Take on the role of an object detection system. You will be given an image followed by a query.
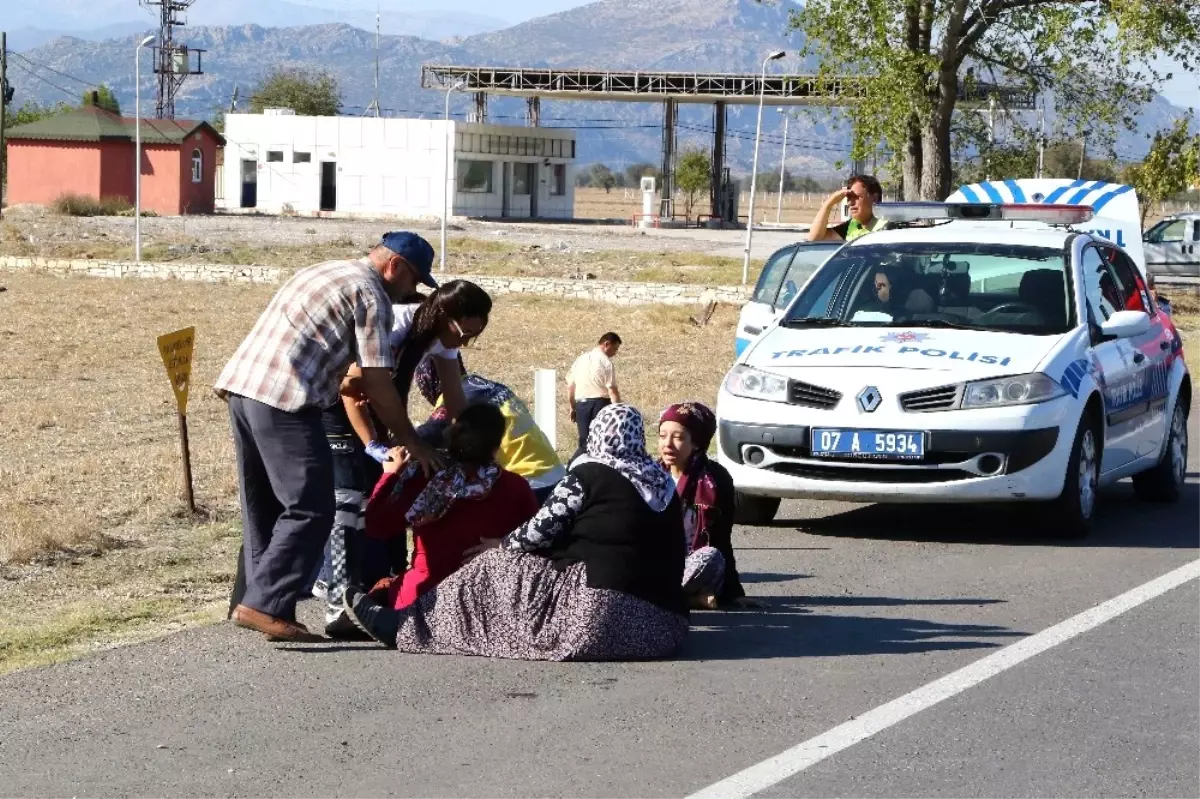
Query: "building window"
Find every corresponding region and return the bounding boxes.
[266,151,284,162]
[191,149,203,183]
[294,151,312,163]
[457,159,493,193]
[513,162,534,196]
[550,164,566,196]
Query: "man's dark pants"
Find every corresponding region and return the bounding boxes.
[574,397,611,453]
[226,394,334,622]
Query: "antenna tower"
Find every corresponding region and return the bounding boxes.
[141,0,206,119]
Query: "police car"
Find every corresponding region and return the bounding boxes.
[717,179,1191,536]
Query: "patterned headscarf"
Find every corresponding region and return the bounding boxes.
[415,356,515,423]
[572,404,675,512]
[391,459,501,528]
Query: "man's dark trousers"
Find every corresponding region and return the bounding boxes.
[227,394,335,622]
[574,397,611,452]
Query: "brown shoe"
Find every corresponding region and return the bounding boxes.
[232,604,325,642]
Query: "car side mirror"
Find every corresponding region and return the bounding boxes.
[1099,310,1151,340]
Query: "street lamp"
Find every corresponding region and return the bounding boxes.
[776,108,789,224]
[742,50,786,285]
[134,34,155,264]
[441,79,467,274]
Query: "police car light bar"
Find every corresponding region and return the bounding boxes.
[874,202,1095,225]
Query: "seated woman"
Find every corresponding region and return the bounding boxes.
[658,402,761,611]
[414,356,567,503]
[365,403,539,609]
[344,404,689,662]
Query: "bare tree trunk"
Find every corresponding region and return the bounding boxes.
[920,67,958,200]
[903,115,923,200]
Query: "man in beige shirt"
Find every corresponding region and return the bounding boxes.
[567,332,622,451]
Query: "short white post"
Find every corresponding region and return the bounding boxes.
[533,368,557,450]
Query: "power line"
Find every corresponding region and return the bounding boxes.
[10,52,94,89]
[9,59,79,99]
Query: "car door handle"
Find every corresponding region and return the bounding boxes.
[744,326,763,335]
[1133,352,1146,364]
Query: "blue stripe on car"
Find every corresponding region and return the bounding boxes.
[1002,180,1026,202]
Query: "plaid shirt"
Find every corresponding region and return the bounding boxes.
[215,258,395,412]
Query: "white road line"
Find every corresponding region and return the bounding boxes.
[687,559,1200,799]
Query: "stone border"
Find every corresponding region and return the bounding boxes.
[0,256,752,307]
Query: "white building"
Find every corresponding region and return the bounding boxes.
[218,110,578,219]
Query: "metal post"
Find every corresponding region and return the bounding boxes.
[710,101,726,223]
[743,51,785,285]
[659,98,676,220]
[985,95,996,181]
[526,97,541,127]
[1036,106,1045,179]
[1077,135,1087,180]
[1,31,7,222]
[136,36,156,265]
[776,110,788,224]
[178,409,196,513]
[441,80,465,273]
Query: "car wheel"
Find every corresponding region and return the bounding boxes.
[1046,416,1100,538]
[1132,398,1188,503]
[733,492,781,526]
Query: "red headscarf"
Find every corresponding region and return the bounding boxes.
[659,402,719,551]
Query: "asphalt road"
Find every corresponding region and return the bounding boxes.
[2,416,1197,798]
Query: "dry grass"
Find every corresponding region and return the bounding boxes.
[0,231,763,286]
[0,269,739,673]
[573,186,828,224]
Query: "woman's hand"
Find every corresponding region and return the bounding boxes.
[339,373,369,406]
[462,537,502,565]
[381,446,410,474]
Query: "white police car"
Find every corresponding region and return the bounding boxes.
[717,180,1191,536]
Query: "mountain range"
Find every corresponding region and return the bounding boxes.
[6,0,1196,175]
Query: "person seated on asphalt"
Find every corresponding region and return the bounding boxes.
[658,402,763,611]
[413,355,567,504]
[364,403,540,610]
[343,404,690,662]
[808,174,888,242]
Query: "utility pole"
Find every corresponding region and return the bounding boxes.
[1036,104,1045,179]
[365,3,381,117]
[1077,134,1087,180]
[1,31,7,222]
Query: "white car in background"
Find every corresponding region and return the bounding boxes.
[717,184,1191,536]
[1143,212,1200,275]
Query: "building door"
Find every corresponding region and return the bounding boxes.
[320,162,337,212]
[529,164,539,219]
[501,163,510,219]
[240,159,257,209]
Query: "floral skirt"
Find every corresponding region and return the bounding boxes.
[393,548,688,662]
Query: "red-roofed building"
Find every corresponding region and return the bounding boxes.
[5,105,225,215]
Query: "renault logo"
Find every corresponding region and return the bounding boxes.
[857,386,882,413]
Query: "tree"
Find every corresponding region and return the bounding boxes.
[1124,114,1200,226]
[625,162,659,186]
[675,148,712,219]
[955,139,1120,185]
[786,0,1200,200]
[588,163,617,193]
[81,84,120,115]
[249,67,341,116]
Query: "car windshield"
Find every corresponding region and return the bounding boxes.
[782,241,1074,335]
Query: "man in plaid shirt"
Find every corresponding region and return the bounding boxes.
[216,231,442,642]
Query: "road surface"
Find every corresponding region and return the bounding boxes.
[1,417,1197,798]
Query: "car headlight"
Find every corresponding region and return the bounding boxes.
[961,373,1066,408]
[724,364,790,403]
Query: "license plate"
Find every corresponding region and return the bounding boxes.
[810,428,926,460]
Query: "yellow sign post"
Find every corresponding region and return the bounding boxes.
[157,327,196,513]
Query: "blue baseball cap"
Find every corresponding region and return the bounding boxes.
[380,231,437,288]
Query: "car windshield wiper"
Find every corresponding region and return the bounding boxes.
[780,317,849,328]
[888,319,989,331]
